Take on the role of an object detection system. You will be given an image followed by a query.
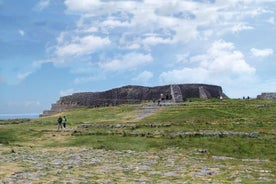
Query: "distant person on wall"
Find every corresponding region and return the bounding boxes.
[219,95,223,102]
[63,116,67,129]
[57,116,63,131]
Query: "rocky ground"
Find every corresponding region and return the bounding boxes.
[1,100,275,183]
[0,145,274,183]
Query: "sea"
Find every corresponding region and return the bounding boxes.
[0,113,40,120]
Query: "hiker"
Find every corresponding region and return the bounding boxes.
[57,116,63,130]
[160,93,164,101]
[63,116,67,129]
[157,99,161,106]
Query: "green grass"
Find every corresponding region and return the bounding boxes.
[55,104,140,124]
[49,134,274,160]
[0,99,275,160]
[140,99,276,132]
[1,99,275,183]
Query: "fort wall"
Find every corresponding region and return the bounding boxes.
[257,93,276,100]
[40,84,224,117]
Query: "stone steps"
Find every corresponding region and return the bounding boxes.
[170,85,183,103]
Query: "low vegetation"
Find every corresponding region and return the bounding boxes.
[0,99,275,183]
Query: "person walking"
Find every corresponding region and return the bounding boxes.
[63,116,67,129]
[57,116,63,131]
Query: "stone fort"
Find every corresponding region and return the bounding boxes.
[40,84,224,116]
[257,92,276,100]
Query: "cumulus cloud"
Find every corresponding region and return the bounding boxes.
[132,71,154,83]
[160,67,209,84]
[266,17,275,24]
[99,53,153,71]
[160,40,256,85]
[34,0,50,11]
[59,88,76,96]
[56,35,111,57]
[64,0,103,12]
[51,1,276,54]
[142,35,174,46]
[231,23,254,33]
[57,0,273,60]
[48,0,274,89]
[250,48,274,57]
[61,0,269,52]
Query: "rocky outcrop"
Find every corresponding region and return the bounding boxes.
[40,84,224,117]
[257,93,276,100]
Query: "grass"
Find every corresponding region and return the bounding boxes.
[0,99,276,161]
[1,99,275,158]
[0,99,275,183]
[139,99,276,133]
[43,104,140,124]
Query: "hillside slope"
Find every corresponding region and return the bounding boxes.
[0,99,275,183]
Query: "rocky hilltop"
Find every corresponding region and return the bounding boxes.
[41,84,224,116]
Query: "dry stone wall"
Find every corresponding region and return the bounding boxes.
[257,93,276,100]
[40,84,223,116]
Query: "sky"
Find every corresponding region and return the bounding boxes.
[1,0,276,114]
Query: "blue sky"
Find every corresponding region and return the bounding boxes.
[1,0,276,114]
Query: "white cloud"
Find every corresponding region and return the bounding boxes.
[190,40,256,75]
[126,43,141,50]
[56,35,110,57]
[102,19,131,27]
[32,59,52,69]
[17,71,31,80]
[266,17,275,24]
[60,0,271,56]
[99,53,153,71]
[176,53,190,63]
[18,29,25,36]
[59,88,76,96]
[35,0,50,11]
[231,23,254,33]
[64,0,103,12]
[250,48,274,57]
[160,40,256,85]
[142,36,174,46]
[132,71,153,83]
[160,67,209,84]
[81,27,98,33]
[47,0,275,92]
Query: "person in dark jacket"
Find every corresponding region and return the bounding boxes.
[57,116,63,131]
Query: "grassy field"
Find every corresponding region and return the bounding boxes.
[0,99,275,183]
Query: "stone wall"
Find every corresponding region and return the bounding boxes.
[257,93,276,100]
[40,84,224,117]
